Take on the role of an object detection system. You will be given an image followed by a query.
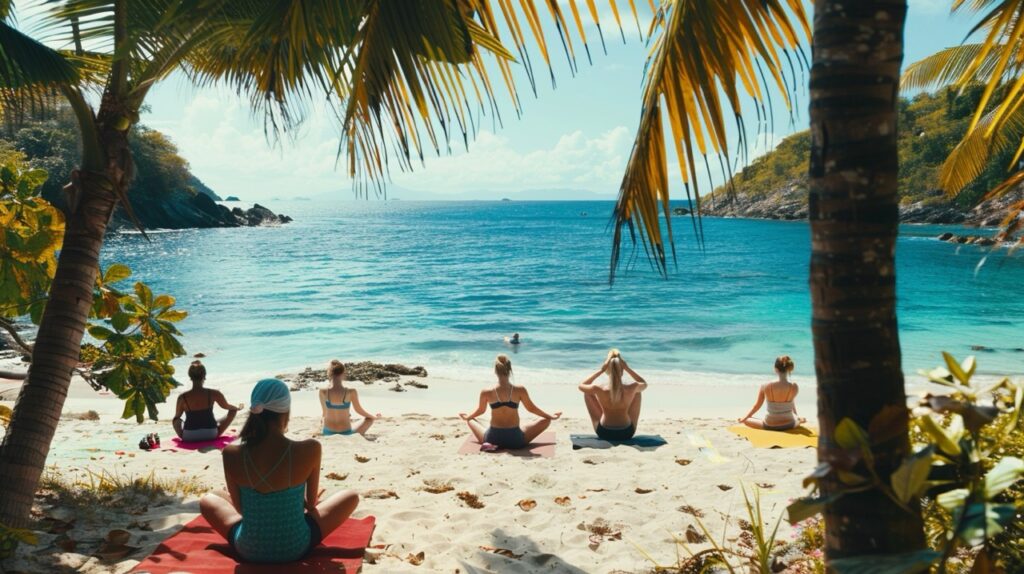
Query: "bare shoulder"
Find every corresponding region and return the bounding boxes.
[295,438,322,457]
[222,444,241,461]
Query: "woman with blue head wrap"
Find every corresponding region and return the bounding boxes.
[199,379,361,563]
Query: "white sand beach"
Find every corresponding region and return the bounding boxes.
[1,363,822,574]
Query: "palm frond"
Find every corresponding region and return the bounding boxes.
[610,0,809,279]
[0,20,80,126]
[901,44,1008,90]
[939,105,1024,194]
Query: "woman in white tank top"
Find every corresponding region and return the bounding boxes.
[738,355,806,431]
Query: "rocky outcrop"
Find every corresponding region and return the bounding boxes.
[225,196,240,202]
[111,191,291,231]
[277,361,428,391]
[703,176,1022,227]
[936,232,1007,247]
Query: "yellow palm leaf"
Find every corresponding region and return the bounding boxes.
[610,0,808,278]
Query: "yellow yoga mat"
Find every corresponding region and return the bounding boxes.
[728,424,818,449]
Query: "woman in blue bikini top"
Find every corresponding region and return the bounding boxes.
[319,360,381,437]
[199,378,360,564]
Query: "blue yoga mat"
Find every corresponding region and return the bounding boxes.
[570,434,668,450]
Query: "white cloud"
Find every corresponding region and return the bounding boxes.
[391,126,631,195]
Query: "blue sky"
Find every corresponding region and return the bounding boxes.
[139,1,979,202]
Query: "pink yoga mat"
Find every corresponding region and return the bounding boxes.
[457,431,557,457]
[132,515,376,573]
[168,433,237,451]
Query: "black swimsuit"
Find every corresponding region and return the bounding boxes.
[484,387,526,448]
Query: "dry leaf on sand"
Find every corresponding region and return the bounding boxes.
[717,484,733,491]
[516,499,537,511]
[634,487,653,494]
[554,496,571,506]
[407,551,425,565]
[685,524,708,543]
[480,546,524,559]
[326,472,348,481]
[421,479,454,494]
[93,529,139,560]
[355,455,370,463]
[363,489,399,499]
[675,458,692,466]
[457,491,484,509]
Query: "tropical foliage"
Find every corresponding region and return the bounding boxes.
[0,162,187,422]
[787,353,1024,573]
[901,0,1024,230]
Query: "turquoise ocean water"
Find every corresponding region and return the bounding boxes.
[101,200,1024,384]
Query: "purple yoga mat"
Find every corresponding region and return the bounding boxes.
[168,433,237,451]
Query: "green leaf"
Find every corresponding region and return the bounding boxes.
[134,282,153,307]
[121,391,138,419]
[103,264,131,284]
[937,488,970,511]
[830,550,940,574]
[87,325,114,340]
[152,294,175,308]
[961,355,976,380]
[157,309,187,322]
[110,311,132,333]
[918,366,956,387]
[919,415,962,456]
[891,446,935,504]
[835,418,870,450]
[786,495,836,524]
[943,352,970,386]
[983,457,1024,500]
[956,503,1017,546]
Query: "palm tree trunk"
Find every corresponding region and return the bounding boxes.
[809,0,923,561]
[0,102,129,526]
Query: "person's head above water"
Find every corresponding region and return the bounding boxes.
[511,333,520,343]
[241,378,291,446]
[494,354,513,378]
[329,359,345,381]
[774,355,795,375]
[188,360,206,386]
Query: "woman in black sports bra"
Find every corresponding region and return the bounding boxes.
[459,355,561,449]
[173,360,243,442]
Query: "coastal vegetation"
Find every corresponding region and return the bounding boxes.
[706,87,1023,221]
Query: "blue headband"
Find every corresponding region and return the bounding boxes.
[250,378,291,414]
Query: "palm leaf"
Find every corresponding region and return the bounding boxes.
[0,19,81,125]
[901,44,1008,91]
[610,0,808,279]
[938,105,1024,194]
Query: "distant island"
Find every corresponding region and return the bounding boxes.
[225,196,240,202]
[501,198,511,202]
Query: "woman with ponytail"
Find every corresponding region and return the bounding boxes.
[200,379,360,563]
[459,354,561,450]
[578,349,648,441]
[738,355,806,431]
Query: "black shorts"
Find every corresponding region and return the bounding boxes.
[596,424,636,441]
[484,426,527,449]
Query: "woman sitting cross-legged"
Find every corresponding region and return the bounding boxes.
[459,354,561,450]
[200,378,360,563]
[320,359,380,437]
[172,360,242,442]
[578,349,647,441]
[738,355,807,431]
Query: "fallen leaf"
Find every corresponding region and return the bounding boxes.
[554,496,571,506]
[677,505,705,518]
[429,434,445,441]
[407,551,425,566]
[717,484,733,491]
[363,489,399,500]
[479,545,523,559]
[93,530,138,560]
[517,499,537,511]
[586,488,607,493]
[634,488,653,494]
[756,482,775,489]
[421,479,454,494]
[685,525,707,543]
[326,472,348,481]
[355,455,370,463]
[582,458,599,465]
[457,491,484,509]
[675,458,692,466]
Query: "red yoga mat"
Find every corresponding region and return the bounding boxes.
[131,515,376,573]
[457,431,556,457]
